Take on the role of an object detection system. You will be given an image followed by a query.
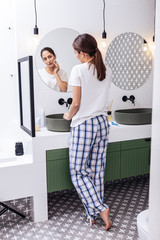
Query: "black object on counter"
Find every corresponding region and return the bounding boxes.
[15,142,24,156]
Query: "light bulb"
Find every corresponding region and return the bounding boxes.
[143,45,147,52]
[143,39,148,52]
[152,43,155,50]
[101,40,107,49]
[33,34,40,46]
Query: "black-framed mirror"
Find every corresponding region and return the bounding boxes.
[18,56,35,137]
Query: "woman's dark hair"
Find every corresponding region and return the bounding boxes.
[40,47,55,58]
[72,33,106,81]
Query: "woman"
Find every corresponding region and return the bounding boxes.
[38,47,68,92]
[63,34,112,230]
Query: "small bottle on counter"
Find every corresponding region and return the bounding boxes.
[40,108,45,128]
[107,111,112,122]
[35,117,40,132]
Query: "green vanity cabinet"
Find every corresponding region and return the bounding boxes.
[46,138,151,193]
[46,148,73,192]
[104,142,121,181]
[120,139,151,179]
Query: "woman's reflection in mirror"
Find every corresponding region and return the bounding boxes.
[38,47,68,92]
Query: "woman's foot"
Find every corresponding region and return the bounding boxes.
[88,218,95,226]
[99,208,112,230]
[105,218,112,231]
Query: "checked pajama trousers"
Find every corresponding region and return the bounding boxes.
[69,115,109,220]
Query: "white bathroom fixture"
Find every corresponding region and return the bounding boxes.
[137,209,149,240]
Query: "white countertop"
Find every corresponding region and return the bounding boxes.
[0,140,33,168]
[0,154,33,168]
[0,123,151,166]
[35,123,152,149]
[107,123,151,142]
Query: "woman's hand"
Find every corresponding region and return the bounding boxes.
[63,86,81,120]
[63,112,71,121]
[53,61,60,74]
[53,62,68,92]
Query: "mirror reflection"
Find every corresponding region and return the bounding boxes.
[39,47,68,92]
[105,32,152,90]
[35,28,80,92]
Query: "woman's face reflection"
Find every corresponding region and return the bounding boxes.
[41,50,56,68]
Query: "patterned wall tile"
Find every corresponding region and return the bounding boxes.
[105,32,152,90]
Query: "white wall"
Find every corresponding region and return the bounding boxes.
[0,1,16,138]
[149,0,160,239]
[0,1,30,155]
[13,0,154,123]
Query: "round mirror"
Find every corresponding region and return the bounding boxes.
[105,32,152,90]
[35,28,80,92]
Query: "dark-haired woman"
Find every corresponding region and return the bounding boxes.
[38,47,68,92]
[63,34,112,230]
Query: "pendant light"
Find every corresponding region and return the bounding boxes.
[34,0,39,35]
[102,0,107,39]
[143,39,148,52]
[101,0,107,48]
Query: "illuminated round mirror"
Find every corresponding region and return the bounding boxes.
[35,28,80,92]
[105,32,153,90]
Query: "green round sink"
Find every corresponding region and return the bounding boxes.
[46,114,71,132]
[115,108,152,125]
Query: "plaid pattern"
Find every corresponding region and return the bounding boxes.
[69,115,109,220]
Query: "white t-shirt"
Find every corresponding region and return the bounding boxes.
[38,68,67,91]
[69,63,112,127]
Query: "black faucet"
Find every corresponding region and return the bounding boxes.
[122,95,135,105]
[58,98,72,109]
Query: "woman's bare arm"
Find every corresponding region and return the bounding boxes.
[63,86,81,120]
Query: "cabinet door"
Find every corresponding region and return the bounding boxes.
[105,151,121,181]
[105,142,121,181]
[46,149,74,192]
[121,145,150,179]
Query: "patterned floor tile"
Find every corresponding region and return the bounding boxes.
[0,174,149,240]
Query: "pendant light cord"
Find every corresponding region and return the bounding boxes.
[153,0,156,40]
[34,0,38,27]
[34,0,38,34]
[102,0,106,38]
[103,0,106,32]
